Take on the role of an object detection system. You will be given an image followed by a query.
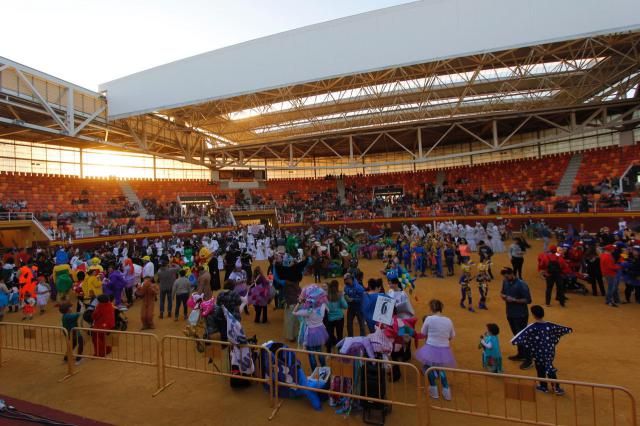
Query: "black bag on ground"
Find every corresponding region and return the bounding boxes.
[361,359,391,425]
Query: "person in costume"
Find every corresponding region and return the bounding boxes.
[22,291,36,320]
[479,323,502,373]
[35,274,51,314]
[88,257,104,273]
[476,261,491,310]
[53,259,73,302]
[18,262,36,304]
[91,294,115,357]
[136,276,159,330]
[293,284,329,371]
[229,258,248,313]
[416,299,456,401]
[511,305,572,395]
[105,264,127,308]
[413,242,426,277]
[401,241,412,272]
[83,268,103,301]
[248,266,270,324]
[459,263,474,312]
[361,278,386,333]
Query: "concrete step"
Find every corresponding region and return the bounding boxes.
[555,153,583,197]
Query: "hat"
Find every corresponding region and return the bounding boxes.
[501,267,515,275]
[340,250,349,257]
[343,273,352,280]
[604,244,616,251]
[319,246,327,252]
[142,255,151,261]
[548,245,557,252]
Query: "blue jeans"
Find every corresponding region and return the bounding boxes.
[427,369,449,389]
[306,345,326,371]
[605,275,620,304]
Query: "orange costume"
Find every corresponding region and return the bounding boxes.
[136,280,159,329]
[18,265,35,302]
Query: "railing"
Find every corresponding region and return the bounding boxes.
[71,327,165,395]
[0,322,74,381]
[424,367,637,426]
[0,212,35,221]
[158,335,272,402]
[269,347,423,425]
[0,211,53,240]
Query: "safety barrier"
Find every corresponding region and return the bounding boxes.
[70,327,165,395]
[269,347,423,425]
[424,367,638,426]
[0,322,74,381]
[157,335,272,402]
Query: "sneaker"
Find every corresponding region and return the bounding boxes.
[428,386,439,399]
[75,358,84,366]
[554,387,565,396]
[442,387,452,401]
[535,385,549,394]
[519,360,534,370]
[508,355,524,361]
[159,313,164,319]
[459,303,466,309]
[174,317,179,322]
[468,307,475,313]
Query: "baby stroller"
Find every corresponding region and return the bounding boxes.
[82,301,128,330]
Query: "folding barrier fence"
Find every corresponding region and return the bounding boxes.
[70,327,164,395]
[157,335,272,402]
[424,367,637,426]
[268,347,423,425]
[0,322,74,381]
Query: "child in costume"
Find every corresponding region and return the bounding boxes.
[22,292,36,320]
[35,274,51,314]
[293,284,329,371]
[459,263,474,312]
[476,261,491,310]
[479,323,502,373]
[511,305,572,396]
[402,241,412,272]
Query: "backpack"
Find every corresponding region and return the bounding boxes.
[547,257,562,276]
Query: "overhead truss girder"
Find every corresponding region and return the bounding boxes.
[207,99,640,171]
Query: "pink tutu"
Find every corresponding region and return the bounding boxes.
[305,325,329,348]
[415,344,456,368]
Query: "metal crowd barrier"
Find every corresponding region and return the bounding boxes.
[269,347,423,425]
[157,335,272,402]
[71,327,164,395]
[0,322,75,381]
[424,367,637,426]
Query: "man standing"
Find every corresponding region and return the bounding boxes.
[600,244,621,307]
[157,260,180,319]
[538,245,569,307]
[500,267,533,370]
[142,256,154,282]
[343,273,365,337]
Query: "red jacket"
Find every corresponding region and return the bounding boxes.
[538,252,571,276]
[599,252,620,277]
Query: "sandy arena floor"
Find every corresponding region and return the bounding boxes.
[1,240,639,425]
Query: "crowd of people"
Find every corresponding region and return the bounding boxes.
[1,218,638,413]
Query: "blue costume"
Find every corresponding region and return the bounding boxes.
[413,245,426,276]
[402,243,411,272]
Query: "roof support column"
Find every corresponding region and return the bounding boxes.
[349,135,354,163]
[66,87,74,135]
[417,128,423,159]
[492,120,499,148]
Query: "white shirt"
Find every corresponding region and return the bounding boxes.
[421,314,455,348]
[142,262,155,279]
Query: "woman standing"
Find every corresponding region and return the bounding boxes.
[248,266,270,323]
[509,237,528,280]
[416,299,456,401]
[325,280,347,353]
